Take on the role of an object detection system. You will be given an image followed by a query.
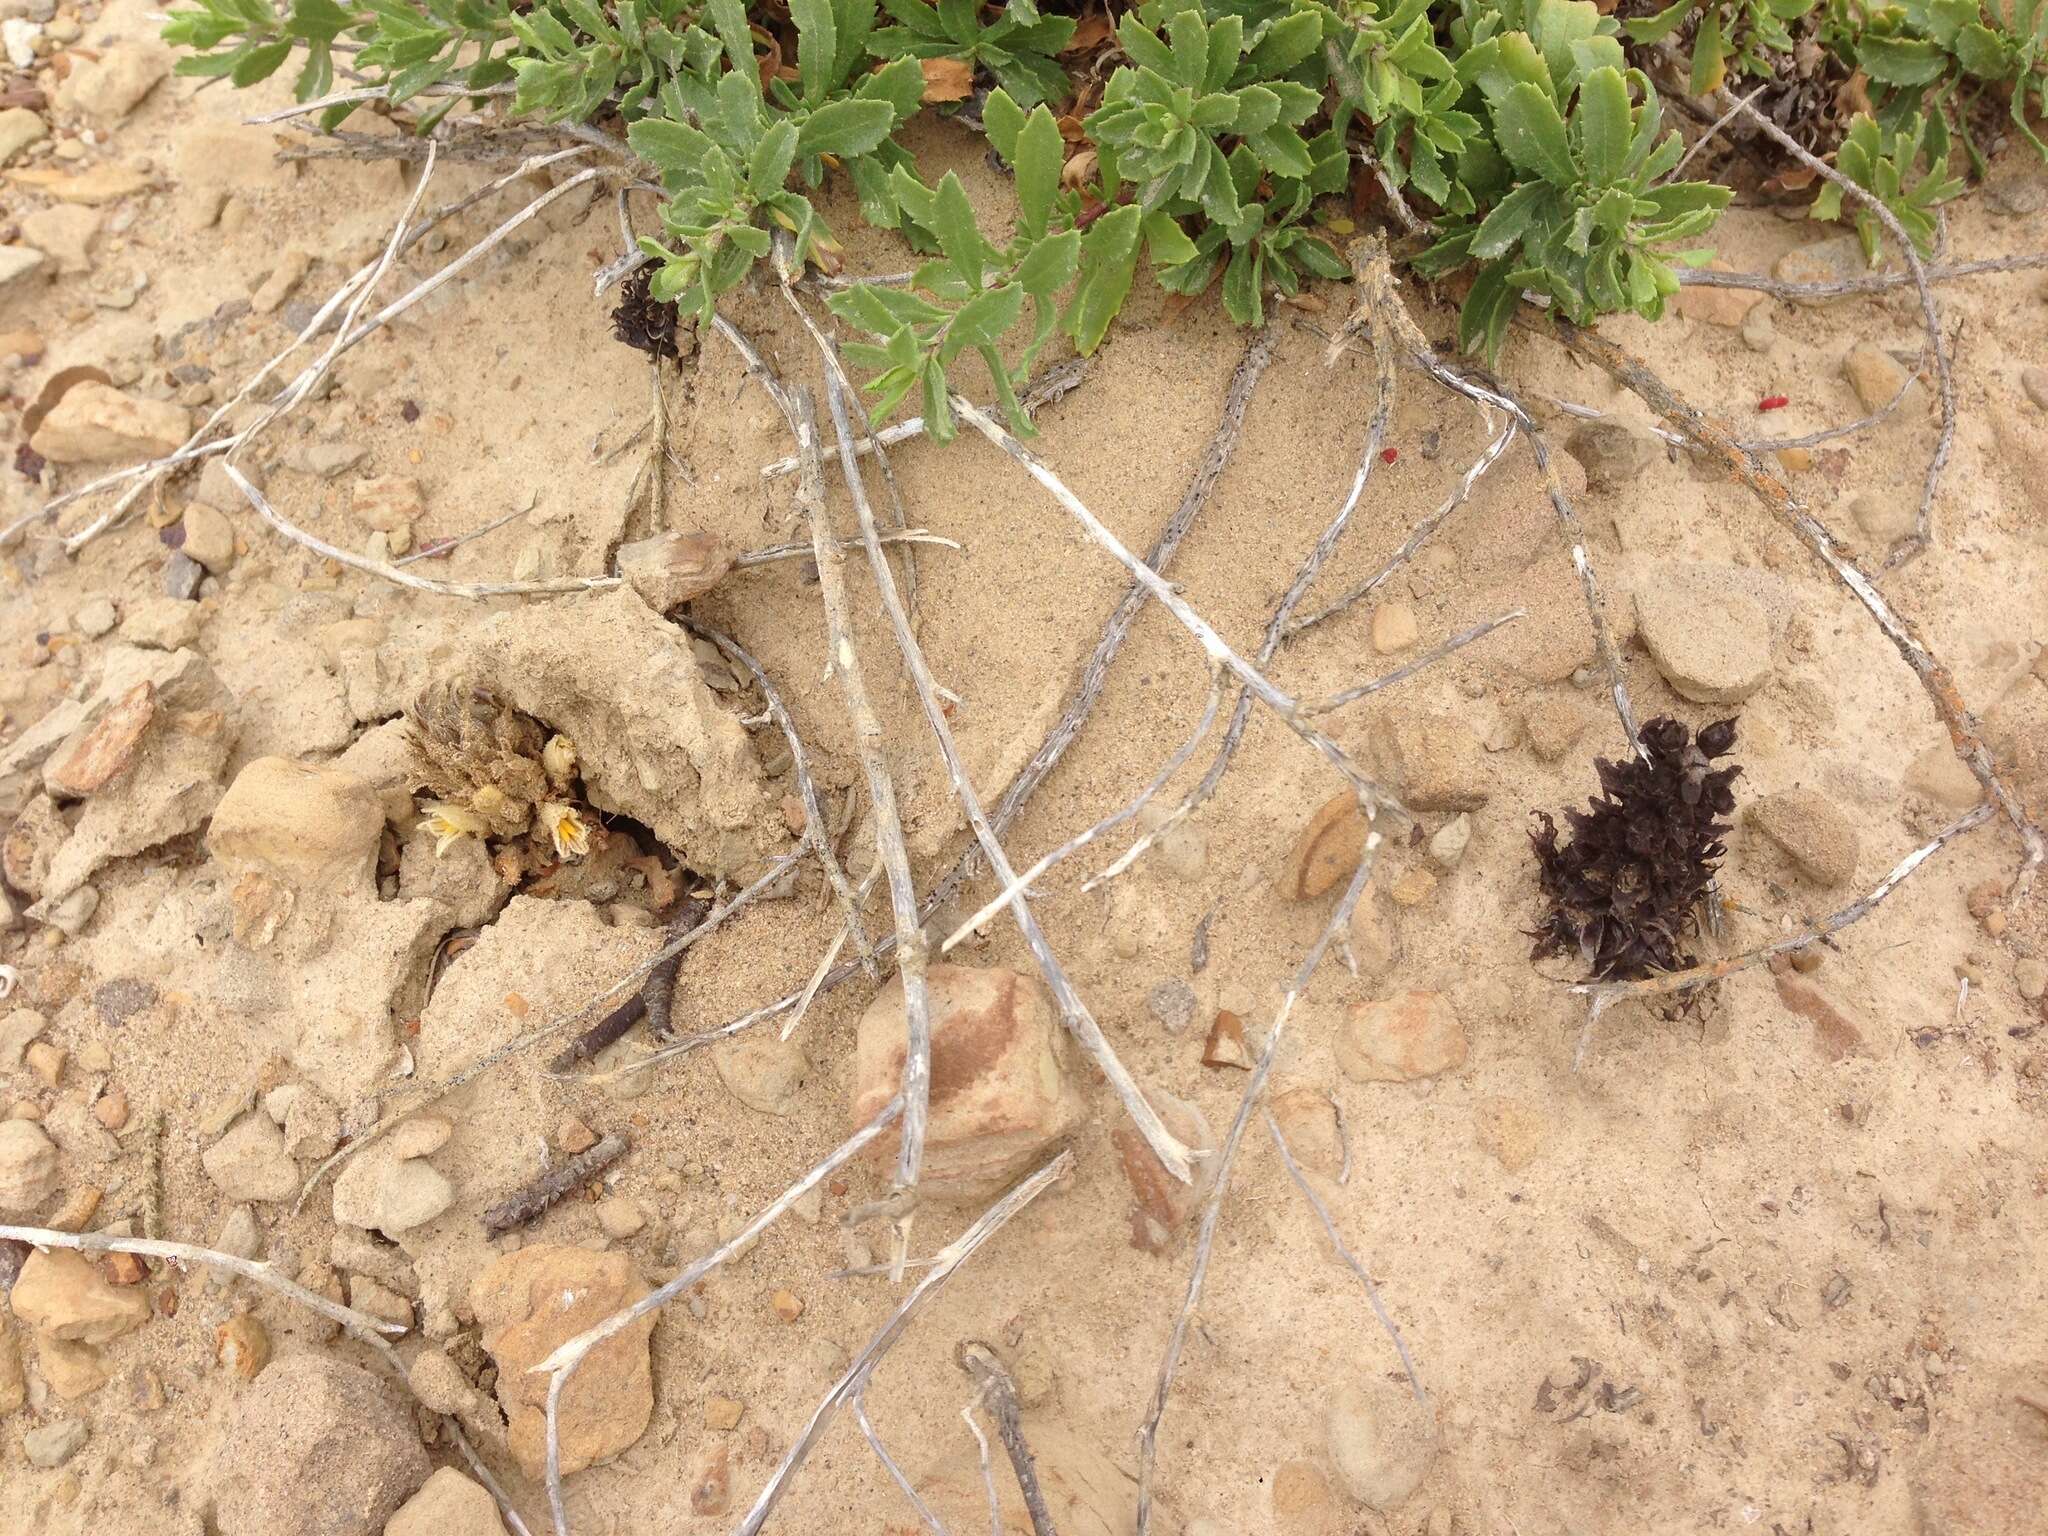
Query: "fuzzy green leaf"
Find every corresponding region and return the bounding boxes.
[1494,81,1577,185]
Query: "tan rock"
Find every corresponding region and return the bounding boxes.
[0,1318,24,1413]
[1281,792,1367,900]
[1842,340,1920,415]
[6,164,153,205]
[29,382,190,465]
[1268,1084,1343,1181]
[852,964,1083,1199]
[353,476,425,533]
[1336,991,1467,1083]
[181,503,237,573]
[1635,578,1773,704]
[37,1335,110,1399]
[44,682,155,799]
[1746,788,1859,887]
[1370,602,1418,655]
[213,1353,429,1536]
[209,757,385,896]
[615,529,734,610]
[65,41,171,122]
[1772,961,1869,1062]
[1474,1096,1547,1173]
[0,1118,59,1213]
[1112,1087,1214,1252]
[201,1113,299,1204]
[385,1468,509,1536]
[471,1244,655,1478]
[10,1250,152,1344]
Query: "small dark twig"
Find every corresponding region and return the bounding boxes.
[481,1133,629,1236]
[957,1342,1060,1536]
[547,895,708,1070]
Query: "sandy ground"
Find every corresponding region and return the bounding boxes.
[2,4,2047,1534]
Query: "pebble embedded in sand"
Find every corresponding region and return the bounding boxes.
[29,381,189,464]
[0,1119,61,1212]
[385,1467,510,1536]
[1112,1086,1213,1251]
[1336,991,1466,1083]
[10,1249,151,1344]
[1634,578,1774,704]
[1745,788,1859,887]
[212,1353,429,1536]
[201,1113,299,1204]
[471,1244,655,1478]
[1841,340,1919,415]
[1325,1378,1435,1511]
[1371,602,1418,655]
[1281,792,1367,900]
[850,964,1082,1199]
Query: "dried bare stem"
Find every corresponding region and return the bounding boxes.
[734,1150,1074,1536]
[532,1097,905,1536]
[960,1389,1002,1536]
[951,396,1390,809]
[582,329,1273,1076]
[1723,91,1951,571]
[939,667,1226,954]
[1550,319,2043,895]
[957,1342,1059,1536]
[734,529,961,568]
[1387,339,1645,757]
[855,1393,952,1535]
[776,243,922,619]
[1263,1110,1426,1406]
[682,617,875,971]
[1675,249,2048,301]
[480,1132,630,1236]
[1285,412,1517,638]
[1134,839,1382,1534]
[1074,248,1409,890]
[1575,803,1995,1007]
[1304,610,1525,716]
[787,382,934,1233]
[820,361,1196,1185]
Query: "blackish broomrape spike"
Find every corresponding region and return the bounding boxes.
[1530,716,1742,983]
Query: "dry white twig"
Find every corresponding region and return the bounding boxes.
[825,367,1197,1185]
[734,1150,1074,1535]
[1263,1110,1427,1406]
[854,1393,952,1535]
[1134,841,1382,1533]
[531,1097,905,1535]
[786,381,935,1242]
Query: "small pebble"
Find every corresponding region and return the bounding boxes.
[1427,814,1471,870]
[769,1288,803,1323]
[1202,1010,1252,1070]
[1371,602,1418,655]
[705,1396,744,1431]
[92,1086,129,1130]
[2023,366,2048,412]
[1146,978,1196,1035]
[24,1040,64,1087]
[215,1313,271,1379]
[555,1116,598,1155]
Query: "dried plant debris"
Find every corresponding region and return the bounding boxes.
[610,266,683,362]
[1530,716,1741,982]
[405,679,590,860]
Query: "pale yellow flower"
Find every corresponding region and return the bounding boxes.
[541,800,592,861]
[541,733,578,787]
[421,800,487,857]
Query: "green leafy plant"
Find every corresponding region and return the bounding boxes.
[1823,0,2048,165]
[868,0,1078,106]
[1416,63,1732,358]
[628,0,927,318]
[1325,0,1484,215]
[1810,109,1965,258]
[1625,0,1820,95]
[828,92,1077,439]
